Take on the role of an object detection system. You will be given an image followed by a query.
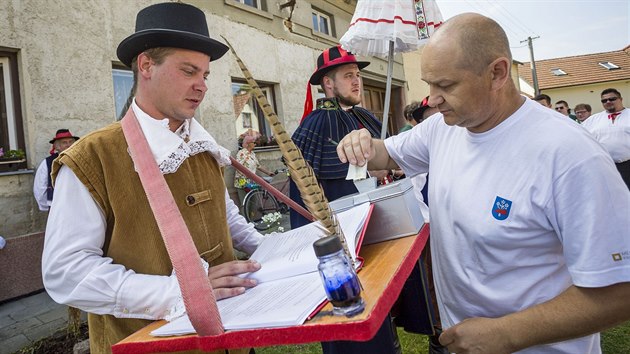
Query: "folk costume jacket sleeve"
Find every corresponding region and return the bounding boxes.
[43,167,259,320]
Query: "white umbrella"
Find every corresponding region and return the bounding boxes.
[340,0,443,138]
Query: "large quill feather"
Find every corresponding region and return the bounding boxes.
[222,37,352,260]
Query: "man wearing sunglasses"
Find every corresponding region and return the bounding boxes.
[555,100,578,121]
[582,88,629,189]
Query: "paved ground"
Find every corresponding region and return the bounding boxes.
[0,213,291,354]
[0,290,75,354]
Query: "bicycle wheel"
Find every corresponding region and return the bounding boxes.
[243,189,280,230]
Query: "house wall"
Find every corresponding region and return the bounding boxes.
[542,80,630,114]
[402,48,428,104]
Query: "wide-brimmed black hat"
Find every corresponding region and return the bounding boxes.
[308,45,370,85]
[116,2,229,67]
[49,129,80,144]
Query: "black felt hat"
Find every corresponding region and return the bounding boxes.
[308,45,370,85]
[116,2,229,67]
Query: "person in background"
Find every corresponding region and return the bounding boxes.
[41,3,262,353]
[555,100,578,121]
[533,93,551,108]
[290,44,388,229]
[582,88,630,189]
[291,44,402,354]
[574,103,592,123]
[234,132,276,207]
[336,13,630,353]
[407,97,438,217]
[399,100,424,133]
[33,129,79,211]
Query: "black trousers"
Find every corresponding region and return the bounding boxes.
[321,314,402,354]
[616,160,630,190]
[321,261,436,354]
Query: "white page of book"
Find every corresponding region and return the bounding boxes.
[150,202,371,336]
[151,272,324,335]
[241,202,370,283]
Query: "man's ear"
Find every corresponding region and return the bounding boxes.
[322,75,332,91]
[136,53,153,79]
[489,57,510,90]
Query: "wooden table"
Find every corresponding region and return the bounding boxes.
[113,225,429,354]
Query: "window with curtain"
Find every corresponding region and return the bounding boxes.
[0,50,26,172]
[112,68,134,120]
[232,80,278,147]
[312,9,333,36]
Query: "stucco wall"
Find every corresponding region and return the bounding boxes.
[402,48,428,103]
[0,172,45,237]
[1,1,153,241]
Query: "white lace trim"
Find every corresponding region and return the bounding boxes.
[164,258,210,322]
[157,140,231,174]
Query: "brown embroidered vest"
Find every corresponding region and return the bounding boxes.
[52,122,245,354]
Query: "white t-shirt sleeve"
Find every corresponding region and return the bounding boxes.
[384,118,432,178]
[42,165,182,320]
[546,154,630,287]
[33,159,51,211]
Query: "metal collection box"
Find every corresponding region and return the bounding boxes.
[330,178,425,245]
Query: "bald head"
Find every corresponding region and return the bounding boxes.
[428,13,512,74]
[420,13,522,133]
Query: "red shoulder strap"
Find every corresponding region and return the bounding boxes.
[120,109,223,336]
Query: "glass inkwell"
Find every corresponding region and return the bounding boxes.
[313,235,365,317]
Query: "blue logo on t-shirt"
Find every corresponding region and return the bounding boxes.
[492,196,512,220]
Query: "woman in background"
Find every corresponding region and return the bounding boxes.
[234,134,275,207]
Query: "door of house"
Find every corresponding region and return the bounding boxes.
[362,84,398,136]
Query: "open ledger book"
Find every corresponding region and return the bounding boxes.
[151,202,373,336]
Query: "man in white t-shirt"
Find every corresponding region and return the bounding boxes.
[581,88,630,189]
[336,13,630,354]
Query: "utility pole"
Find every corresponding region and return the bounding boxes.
[521,36,540,95]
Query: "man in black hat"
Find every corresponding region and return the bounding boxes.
[42,3,262,353]
[290,45,388,229]
[290,45,409,354]
[33,129,79,211]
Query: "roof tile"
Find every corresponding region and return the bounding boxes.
[518,46,630,90]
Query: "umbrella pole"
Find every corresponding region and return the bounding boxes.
[380,40,395,139]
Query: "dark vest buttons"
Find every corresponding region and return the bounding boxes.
[186,195,195,205]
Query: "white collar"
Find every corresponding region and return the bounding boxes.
[131,99,231,174]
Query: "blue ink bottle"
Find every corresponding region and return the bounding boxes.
[313,235,365,317]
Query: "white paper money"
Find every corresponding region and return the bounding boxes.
[346,163,368,180]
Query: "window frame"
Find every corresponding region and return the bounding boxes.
[231,79,279,146]
[0,49,27,172]
[112,67,134,120]
[312,8,333,36]
[598,61,620,70]
[550,68,567,76]
[235,0,262,10]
